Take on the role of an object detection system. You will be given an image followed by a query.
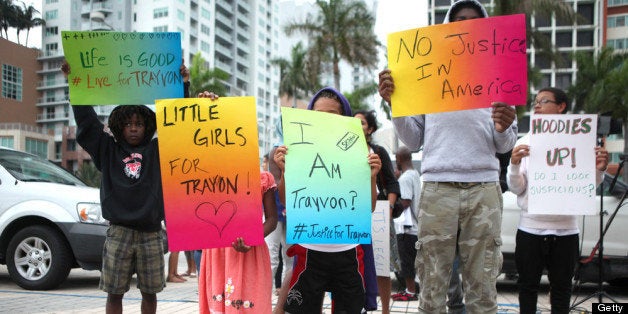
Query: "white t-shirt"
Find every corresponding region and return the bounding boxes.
[394,168,421,235]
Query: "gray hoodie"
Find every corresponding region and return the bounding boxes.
[392,0,517,183]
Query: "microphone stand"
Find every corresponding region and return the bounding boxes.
[571,156,626,308]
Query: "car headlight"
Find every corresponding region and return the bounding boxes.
[76,203,108,225]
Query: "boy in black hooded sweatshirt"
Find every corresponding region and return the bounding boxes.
[62,61,191,313]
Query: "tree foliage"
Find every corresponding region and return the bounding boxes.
[0,0,45,46]
[75,162,101,188]
[189,52,230,96]
[271,42,318,106]
[284,0,379,90]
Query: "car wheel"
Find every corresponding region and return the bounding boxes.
[6,225,73,290]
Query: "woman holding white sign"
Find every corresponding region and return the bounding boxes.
[507,87,609,314]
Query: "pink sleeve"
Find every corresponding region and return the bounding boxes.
[260,171,277,194]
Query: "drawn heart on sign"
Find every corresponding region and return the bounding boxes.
[194,201,237,238]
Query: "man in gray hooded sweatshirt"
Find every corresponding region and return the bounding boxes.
[378,1,518,313]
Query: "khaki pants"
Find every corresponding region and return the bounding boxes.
[415,182,503,314]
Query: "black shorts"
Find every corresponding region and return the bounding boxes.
[396,233,418,279]
[284,245,365,314]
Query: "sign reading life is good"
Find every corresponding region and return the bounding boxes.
[528,114,598,215]
[281,107,372,244]
[156,97,263,250]
[62,31,183,105]
[387,14,527,116]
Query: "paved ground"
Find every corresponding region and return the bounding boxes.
[0,253,626,313]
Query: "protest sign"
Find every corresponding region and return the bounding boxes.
[372,201,391,276]
[62,31,183,105]
[528,114,598,215]
[281,107,372,244]
[387,14,527,116]
[156,97,262,250]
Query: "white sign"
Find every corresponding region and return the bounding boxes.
[528,114,598,215]
[371,201,390,276]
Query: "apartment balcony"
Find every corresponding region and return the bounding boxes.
[37,96,69,107]
[37,50,64,60]
[37,111,71,123]
[37,80,68,90]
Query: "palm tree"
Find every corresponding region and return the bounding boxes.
[344,82,378,113]
[284,0,380,90]
[569,47,628,161]
[492,0,579,116]
[15,2,45,46]
[271,42,316,107]
[0,0,18,39]
[75,162,101,188]
[188,52,230,96]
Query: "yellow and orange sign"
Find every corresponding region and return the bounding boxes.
[156,97,262,250]
[387,14,527,116]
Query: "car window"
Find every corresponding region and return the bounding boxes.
[0,149,86,186]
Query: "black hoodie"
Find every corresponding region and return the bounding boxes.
[73,105,164,232]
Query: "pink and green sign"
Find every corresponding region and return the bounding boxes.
[62,31,183,105]
[156,97,262,251]
[281,107,372,244]
[387,14,527,117]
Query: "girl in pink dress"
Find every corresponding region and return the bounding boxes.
[198,171,278,313]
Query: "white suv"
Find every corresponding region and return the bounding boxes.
[500,173,628,286]
[0,147,107,290]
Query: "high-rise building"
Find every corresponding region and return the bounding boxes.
[39,0,280,168]
[604,0,628,52]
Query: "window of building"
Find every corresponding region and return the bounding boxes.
[555,73,572,91]
[201,24,210,35]
[2,64,23,101]
[557,52,572,69]
[45,9,58,20]
[45,26,58,36]
[556,31,572,47]
[201,41,210,53]
[154,7,168,19]
[25,138,48,159]
[45,43,58,55]
[67,139,77,151]
[608,15,627,28]
[535,14,550,28]
[153,25,168,32]
[576,30,594,47]
[577,3,594,25]
[202,8,211,19]
[534,53,551,69]
[0,136,14,149]
[609,0,628,6]
[177,9,185,21]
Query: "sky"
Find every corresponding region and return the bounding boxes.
[6,0,42,48]
[8,0,428,51]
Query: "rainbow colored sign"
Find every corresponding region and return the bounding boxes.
[387,14,527,116]
[156,97,262,250]
[281,107,372,244]
[62,31,183,105]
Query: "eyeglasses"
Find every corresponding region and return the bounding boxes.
[530,99,557,107]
